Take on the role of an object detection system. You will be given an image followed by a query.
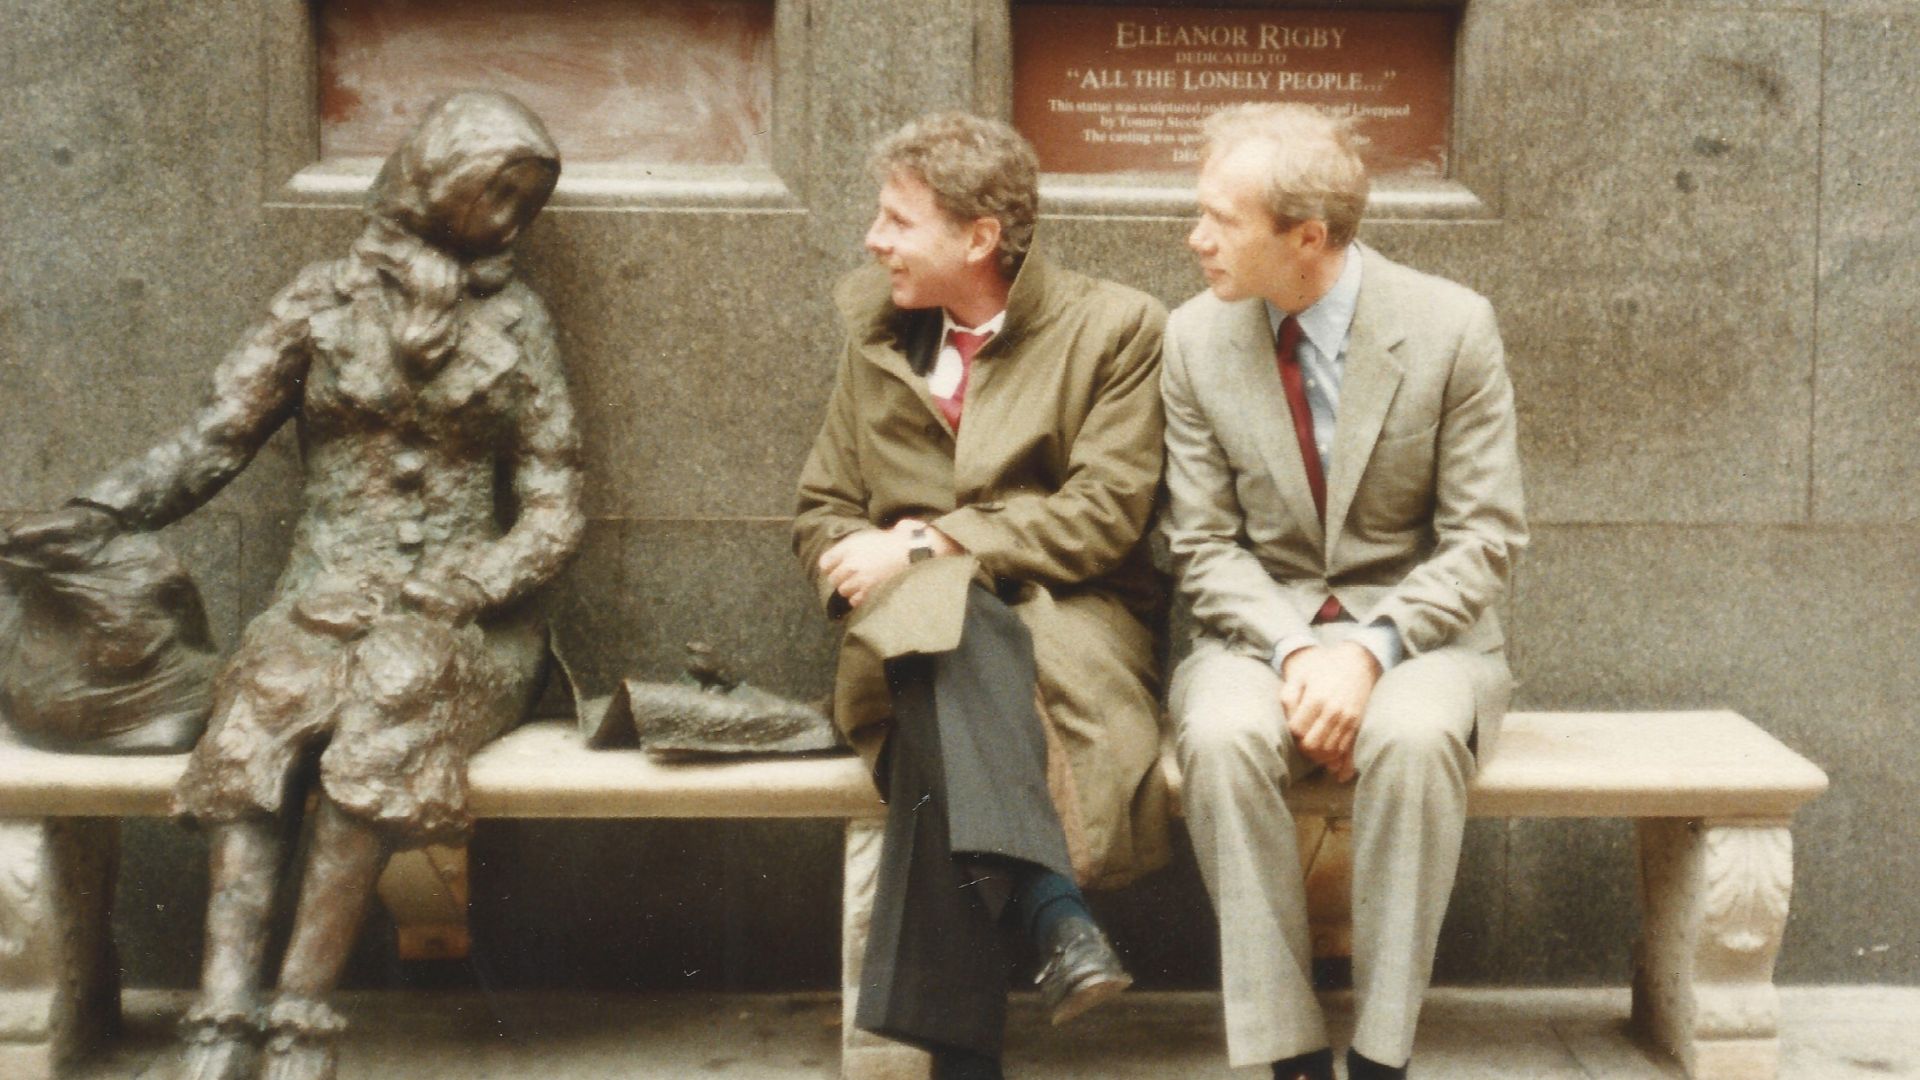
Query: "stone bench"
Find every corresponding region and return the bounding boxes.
[1162,709,1829,1080]
[0,721,928,1080]
[0,711,1826,1080]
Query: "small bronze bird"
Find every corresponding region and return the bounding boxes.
[682,640,739,692]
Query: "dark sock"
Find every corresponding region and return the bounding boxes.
[1271,1047,1334,1080]
[931,1043,1003,1080]
[1346,1048,1408,1079]
[1012,866,1091,945]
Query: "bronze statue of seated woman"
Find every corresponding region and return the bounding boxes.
[4,91,582,1080]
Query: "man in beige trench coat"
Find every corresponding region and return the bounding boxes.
[792,112,1169,1080]
[1162,105,1527,1080]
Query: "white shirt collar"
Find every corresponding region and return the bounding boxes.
[928,308,1005,398]
[942,308,1006,340]
[1266,244,1363,359]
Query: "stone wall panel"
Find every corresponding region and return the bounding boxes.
[1813,11,1920,523]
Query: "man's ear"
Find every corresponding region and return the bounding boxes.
[1293,218,1330,253]
[965,216,1003,267]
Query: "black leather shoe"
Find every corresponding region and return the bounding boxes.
[1346,1048,1408,1079]
[1271,1047,1334,1080]
[1033,915,1132,1024]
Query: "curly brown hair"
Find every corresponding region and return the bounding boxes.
[870,112,1039,277]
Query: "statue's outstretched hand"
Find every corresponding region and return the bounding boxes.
[0,504,121,570]
[397,577,488,626]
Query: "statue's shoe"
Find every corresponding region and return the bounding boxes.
[258,997,346,1080]
[177,1001,258,1080]
[260,1040,338,1080]
[178,1037,256,1080]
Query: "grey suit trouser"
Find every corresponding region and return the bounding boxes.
[1170,634,1480,1069]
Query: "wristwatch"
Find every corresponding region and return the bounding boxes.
[908,525,934,563]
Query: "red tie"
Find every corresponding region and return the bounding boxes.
[937,328,990,430]
[1275,315,1344,624]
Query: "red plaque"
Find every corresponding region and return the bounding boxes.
[318,0,774,168]
[1013,6,1454,177]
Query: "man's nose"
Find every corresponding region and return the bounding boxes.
[1187,222,1209,253]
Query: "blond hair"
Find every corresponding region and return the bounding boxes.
[1202,103,1369,247]
[870,112,1038,276]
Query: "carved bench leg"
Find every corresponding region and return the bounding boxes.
[1632,818,1792,1080]
[0,818,121,1080]
[841,819,929,1080]
[376,843,472,961]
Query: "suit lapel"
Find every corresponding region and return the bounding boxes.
[1221,299,1324,548]
[1324,253,1407,557]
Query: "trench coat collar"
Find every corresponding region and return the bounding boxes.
[994,250,1059,354]
[833,252,1064,431]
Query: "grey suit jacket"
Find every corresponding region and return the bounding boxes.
[1161,245,1528,743]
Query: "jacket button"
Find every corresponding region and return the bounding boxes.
[392,449,426,489]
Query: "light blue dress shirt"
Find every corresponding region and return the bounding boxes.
[1262,248,1406,678]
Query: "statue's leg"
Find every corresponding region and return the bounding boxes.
[180,818,284,1080]
[259,797,390,1080]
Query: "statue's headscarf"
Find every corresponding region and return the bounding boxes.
[346,92,561,375]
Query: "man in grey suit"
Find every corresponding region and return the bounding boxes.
[1161,104,1527,1080]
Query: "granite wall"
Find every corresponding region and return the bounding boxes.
[1,0,1913,993]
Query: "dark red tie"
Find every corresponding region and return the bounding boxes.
[1275,315,1344,624]
[937,329,990,430]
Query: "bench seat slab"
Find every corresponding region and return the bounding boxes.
[0,723,888,821]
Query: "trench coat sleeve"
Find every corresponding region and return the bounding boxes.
[931,299,1164,586]
[1368,296,1527,655]
[78,266,327,529]
[455,298,586,609]
[1157,308,1311,658]
[792,340,874,612]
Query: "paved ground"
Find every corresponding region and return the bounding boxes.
[76,986,1919,1078]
